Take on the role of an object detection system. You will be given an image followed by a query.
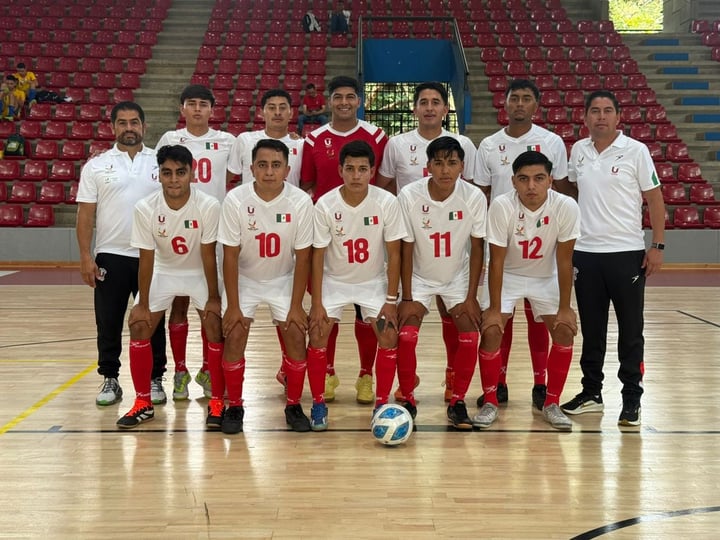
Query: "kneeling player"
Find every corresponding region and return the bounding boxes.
[476,151,579,431]
[117,145,223,429]
[308,140,406,430]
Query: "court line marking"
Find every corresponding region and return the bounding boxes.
[0,363,95,436]
[677,310,720,328]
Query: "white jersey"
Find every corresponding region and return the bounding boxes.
[77,144,160,257]
[474,124,568,202]
[487,190,580,278]
[378,128,477,192]
[131,187,220,276]
[227,130,303,187]
[218,182,313,282]
[398,177,487,287]
[569,132,660,253]
[155,127,235,202]
[314,185,407,284]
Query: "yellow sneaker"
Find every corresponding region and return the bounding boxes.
[324,374,340,402]
[355,374,374,404]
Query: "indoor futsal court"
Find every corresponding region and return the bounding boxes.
[1,265,719,538]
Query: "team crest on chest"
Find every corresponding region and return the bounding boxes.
[421,217,431,229]
[409,144,418,166]
[324,138,335,158]
[501,155,510,166]
[334,225,345,237]
[247,218,258,231]
[157,214,167,237]
[514,224,525,236]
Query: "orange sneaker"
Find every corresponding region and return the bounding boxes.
[393,375,420,402]
[443,370,455,402]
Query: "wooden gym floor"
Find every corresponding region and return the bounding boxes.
[0,266,719,539]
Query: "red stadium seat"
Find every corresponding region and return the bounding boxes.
[104,58,124,73]
[580,75,602,90]
[96,73,117,89]
[65,181,79,204]
[677,163,704,183]
[32,140,59,160]
[546,47,565,62]
[571,107,586,125]
[118,74,141,89]
[28,103,52,121]
[642,207,672,229]
[22,161,48,182]
[611,45,631,61]
[627,74,647,89]
[553,123,576,142]
[562,33,581,47]
[552,60,572,75]
[529,60,550,75]
[213,74,235,90]
[655,124,680,142]
[614,89,633,106]
[38,182,65,204]
[73,72,94,88]
[620,59,639,74]
[646,142,664,161]
[546,107,568,124]
[9,181,36,202]
[557,75,578,90]
[88,141,112,156]
[590,46,609,60]
[655,162,675,183]
[629,124,653,142]
[534,75,555,91]
[636,88,658,106]
[502,48,523,61]
[0,182,6,202]
[673,206,703,229]
[49,161,77,181]
[79,104,102,122]
[0,161,21,181]
[621,106,643,123]
[88,88,111,104]
[64,88,86,103]
[541,89,562,107]
[690,184,719,205]
[61,141,87,160]
[645,105,668,124]
[597,60,617,74]
[68,122,94,140]
[564,90,585,108]
[704,207,720,228]
[575,60,595,75]
[666,143,692,162]
[113,89,134,103]
[20,121,44,140]
[567,47,587,61]
[25,204,55,227]
[0,122,14,139]
[96,123,115,141]
[0,204,24,227]
[661,183,688,204]
[488,77,507,93]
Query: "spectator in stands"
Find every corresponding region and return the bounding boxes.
[474,78,569,411]
[376,81,477,404]
[155,84,235,403]
[302,9,321,32]
[555,90,665,427]
[296,83,328,136]
[1,76,24,120]
[330,0,350,33]
[13,62,38,106]
[300,75,388,405]
[76,101,168,408]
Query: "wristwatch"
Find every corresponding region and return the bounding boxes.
[650,242,665,250]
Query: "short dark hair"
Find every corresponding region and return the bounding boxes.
[328,75,360,95]
[426,136,464,161]
[584,90,620,114]
[260,88,292,108]
[111,101,145,123]
[157,145,193,168]
[413,82,448,106]
[339,140,375,167]
[5,75,17,83]
[16,62,26,70]
[305,83,316,90]
[512,150,553,175]
[252,138,289,163]
[180,84,215,106]
[505,79,540,102]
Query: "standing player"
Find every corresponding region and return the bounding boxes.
[377,81,477,403]
[308,140,406,430]
[116,145,222,428]
[226,88,304,394]
[301,75,388,404]
[218,139,314,434]
[474,79,568,410]
[396,137,486,429]
[557,90,665,426]
[475,151,579,431]
[155,85,235,402]
[76,101,168,407]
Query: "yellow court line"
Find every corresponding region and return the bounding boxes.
[0,363,96,435]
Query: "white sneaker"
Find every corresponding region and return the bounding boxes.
[151,377,167,405]
[173,371,192,401]
[472,402,498,428]
[543,403,572,431]
[96,377,123,406]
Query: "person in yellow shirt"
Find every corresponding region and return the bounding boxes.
[13,63,37,104]
[1,76,25,120]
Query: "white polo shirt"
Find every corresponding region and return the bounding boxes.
[569,132,660,253]
[77,144,160,257]
[378,128,477,192]
[474,124,568,203]
[227,130,303,187]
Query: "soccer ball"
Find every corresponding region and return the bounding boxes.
[371,404,414,446]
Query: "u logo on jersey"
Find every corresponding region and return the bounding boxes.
[334,212,343,221]
[498,144,506,153]
[421,204,430,214]
[247,206,255,215]
[158,214,166,224]
[611,166,620,175]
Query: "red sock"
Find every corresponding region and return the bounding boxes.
[169,322,189,373]
[374,346,397,407]
[525,301,549,385]
[441,316,459,372]
[201,326,209,372]
[355,319,377,377]
[397,326,419,405]
[478,349,502,406]
[285,356,307,405]
[223,358,246,407]
[450,331,479,405]
[306,346,327,403]
[545,343,573,406]
[129,339,153,402]
[208,342,225,401]
[498,317,513,384]
[326,324,338,375]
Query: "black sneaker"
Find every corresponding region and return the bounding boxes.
[618,402,641,426]
[206,399,225,430]
[532,384,547,411]
[285,404,311,432]
[116,400,154,429]
[477,382,509,408]
[400,400,417,419]
[221,405,244,434]
[447,400,473,430]
[561,392,604,415]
